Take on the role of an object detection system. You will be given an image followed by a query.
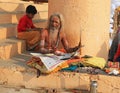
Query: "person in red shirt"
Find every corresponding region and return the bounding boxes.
[17,5,41,51]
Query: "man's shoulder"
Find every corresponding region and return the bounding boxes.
[41,28,48,35]
[60,31,66,37]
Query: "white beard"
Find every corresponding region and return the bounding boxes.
[49,28,59,47]
[50,25,60,30]
[49,29,58,39]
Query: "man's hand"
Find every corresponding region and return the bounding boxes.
[54,50,65,56]
[48,48,54,53]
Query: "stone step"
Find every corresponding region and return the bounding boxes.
[0,19,47,59]
[0,1,48,25]
[0,23,17,40]
[0,52,120,93]
[0,38,26,59]
[0,11,48,24]
[0,19,47,40]
[0,85,89,93]
[0,1,48,12]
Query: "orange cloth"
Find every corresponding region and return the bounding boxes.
[58,49,66,53]
[17,31,41,50]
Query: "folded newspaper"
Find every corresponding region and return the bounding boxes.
[30,52,79,71]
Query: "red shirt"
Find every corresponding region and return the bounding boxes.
[17,15,35,32]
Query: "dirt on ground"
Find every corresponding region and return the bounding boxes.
[0,85,89,93]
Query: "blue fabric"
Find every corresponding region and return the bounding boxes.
[61,65,78,71]
[116,56,120,62]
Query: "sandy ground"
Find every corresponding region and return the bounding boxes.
[0,85,89,93]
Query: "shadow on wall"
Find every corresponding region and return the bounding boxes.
[0,39,26,59]
[59,72,89,92]
[96,42,108,59]
[0,2,42,25]
[21,0,48,3]
[15,3,26,22]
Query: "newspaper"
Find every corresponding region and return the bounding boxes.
[30,52,78,71]
[30,53,64,71]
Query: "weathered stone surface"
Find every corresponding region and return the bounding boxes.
[0,55,120,93]
[0,86,42,93]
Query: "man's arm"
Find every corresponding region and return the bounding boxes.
[39,29,54,54]
[61,33,80,53]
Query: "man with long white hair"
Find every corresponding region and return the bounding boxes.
[39,13,80,55]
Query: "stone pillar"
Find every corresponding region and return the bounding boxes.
[49,0,110,59]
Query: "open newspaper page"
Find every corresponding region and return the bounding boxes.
[30,52,78,71]
[30,53,64,71]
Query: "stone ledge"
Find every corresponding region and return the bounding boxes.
[0,52,120,93]
[0,84,89,93]
[0,38,26,59]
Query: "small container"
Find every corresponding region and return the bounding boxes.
[90,80,97,93]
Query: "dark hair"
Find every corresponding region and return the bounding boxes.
[26,5,37,14]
